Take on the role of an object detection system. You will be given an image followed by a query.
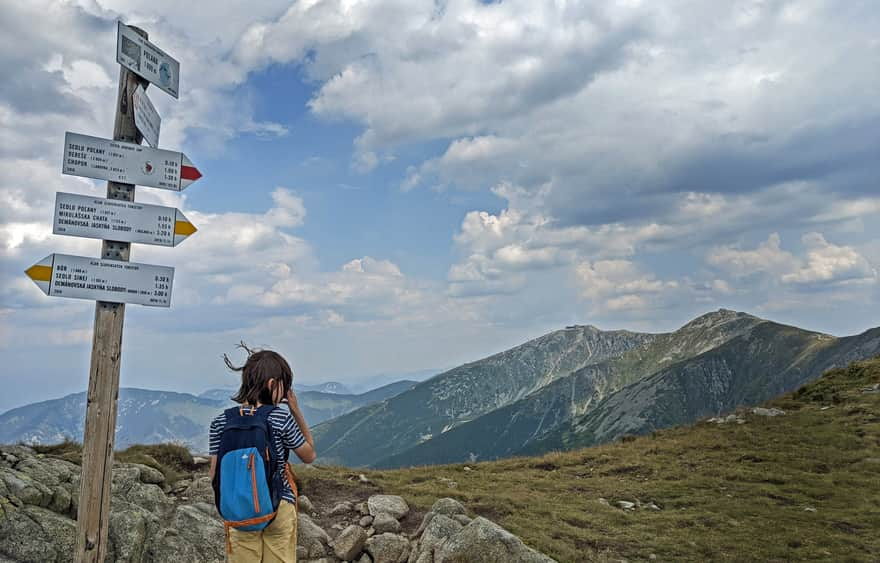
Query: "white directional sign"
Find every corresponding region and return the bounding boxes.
[133,85,160,148]
[53,192,197,247]
[25,254,174,307]
[116,21,180,99]
[62,132,201,191]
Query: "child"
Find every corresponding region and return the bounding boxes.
[209,345,316,563]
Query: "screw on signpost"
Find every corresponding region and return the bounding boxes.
[73,26,148,563]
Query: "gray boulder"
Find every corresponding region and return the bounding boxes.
[430,498,466,517]
[107,500,161,562]
[0,505,76,563]
[366,533,410,563]
[146,504,225,563]
[435,517,556,563]
[331,524,368,560]
[418,514,463,558]
[373,512,402,534]
[298,513,332,558]
[368,495,409,520]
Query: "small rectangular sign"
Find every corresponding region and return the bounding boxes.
[62,132,201,191]
[133,85,161,148]
[27,253,174,307]
[116,21,180,99]
[53,192,196,247]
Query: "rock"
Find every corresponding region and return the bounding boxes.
[331,524,368,560]
[437,478,458,489]
[358,553,374,563]
[359,474,371,483]
[430,498,467,517]
[298,513,332,558]
[452,515,471,526]
[0,468,53,507]
[644,502,662,511]
[49,485,72,514]
[147,504,225,563]
[330,500,354,515]
[356,501,370,515]
[598,498,610,507]
[374,512,402,533]
[14,457,77,488]
[184,476,215,504]
[415,552,433,563]
[435,517,556,563]
[804,507,817,513]
[417,514,463,558]
[298,494,314,514]
[297,545,309,560]
[131,463,166,485]
[108,499,161,562]
[413,513,434,539]
[332,523,346,531]
[360,515,375,527]
[463,466,472,472]
[192,456,211,466]
[751,407,785,417]
[616,501,636,510]
[861,383,880,394]
[367,526,376,536]
[126,482,173,513]
[368,495,410,520]
[365,533,410,563]
[0,505,76,563]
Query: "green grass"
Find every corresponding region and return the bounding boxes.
[300,357,880,562]
[24,358,880,561]
[29,441,196,486]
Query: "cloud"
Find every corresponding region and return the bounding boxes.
[708,232,878,287]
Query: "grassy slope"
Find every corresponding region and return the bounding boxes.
[302,357,880,562]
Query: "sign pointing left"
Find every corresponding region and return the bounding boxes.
[63,132,201,191]
[25,253,174,307]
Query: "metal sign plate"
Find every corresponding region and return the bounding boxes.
[133,85,161,147]
[116,21,180,98]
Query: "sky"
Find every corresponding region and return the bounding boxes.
[1,0,879,413]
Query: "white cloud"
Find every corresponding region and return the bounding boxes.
[782,233,877,285]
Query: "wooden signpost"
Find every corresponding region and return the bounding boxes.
[24,22,200,563]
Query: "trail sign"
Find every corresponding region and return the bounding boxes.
[116,21,179,98]
[25,253,174,307]
[132,85,160,147]
[63,132,201,191]
[53,192,197,247]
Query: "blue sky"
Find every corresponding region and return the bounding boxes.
[1,0,879,413]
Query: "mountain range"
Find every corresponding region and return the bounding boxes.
[312,309,880,468]
[0,380,417,452]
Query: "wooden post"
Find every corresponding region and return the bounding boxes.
[74,26,149,563]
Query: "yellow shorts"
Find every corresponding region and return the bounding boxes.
[228,500,298,563]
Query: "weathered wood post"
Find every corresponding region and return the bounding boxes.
[74,26,148,563]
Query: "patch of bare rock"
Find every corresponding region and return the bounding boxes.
[0,445,556,563]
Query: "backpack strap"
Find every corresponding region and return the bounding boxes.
[223,511,278,554]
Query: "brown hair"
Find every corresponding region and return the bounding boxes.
[224,342,293,406]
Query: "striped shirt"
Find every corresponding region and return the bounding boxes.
[209,401,306,504]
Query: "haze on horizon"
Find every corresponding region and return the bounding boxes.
[1,1,878,412]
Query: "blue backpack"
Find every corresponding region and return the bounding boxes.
[212,405,286,552]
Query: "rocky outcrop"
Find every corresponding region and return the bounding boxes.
[0,446,555,563]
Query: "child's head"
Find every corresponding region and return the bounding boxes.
[224,343,293,406]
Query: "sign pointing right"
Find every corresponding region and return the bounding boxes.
[62,132,201,191]
[53,192,197,247]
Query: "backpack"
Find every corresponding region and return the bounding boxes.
[212,404,286,553]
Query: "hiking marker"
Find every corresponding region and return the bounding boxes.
[132,84,160,147]
[53,192,197,247]
[62,131,201,191]
[25,253,174,307]
[116,21,180,98]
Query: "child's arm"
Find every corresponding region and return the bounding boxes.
[286,389,316,463]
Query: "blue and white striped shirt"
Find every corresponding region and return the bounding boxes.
[209,402,306,504]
